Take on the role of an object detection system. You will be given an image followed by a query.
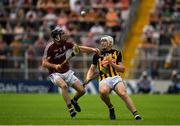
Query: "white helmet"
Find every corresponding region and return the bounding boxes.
[100,35,114,47]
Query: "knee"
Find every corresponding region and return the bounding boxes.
[119,91,127,97]
[60,84,68,90]
[79,88,86,95]
[76,85,86,95]
[99,88,109,95]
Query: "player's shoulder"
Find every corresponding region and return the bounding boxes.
[93,53,98,57]
[93,53,99,59]
[66,39,75,45]
[111,48,122,56]
[46,41,54,48]
[44,41,55,51]
[111,48,120,53]
[65,41,74,47]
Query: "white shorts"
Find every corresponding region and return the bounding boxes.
[49,70,79,87]
[99,76,123,90]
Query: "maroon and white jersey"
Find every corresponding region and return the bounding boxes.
[43,41,74,74]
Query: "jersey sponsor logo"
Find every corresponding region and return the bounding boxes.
[54,47,65,53]
[54,52,66,59]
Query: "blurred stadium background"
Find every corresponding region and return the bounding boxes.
[0,0,180,125]
[0,0,179,94]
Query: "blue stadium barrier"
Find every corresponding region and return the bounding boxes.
[0,79,139,94]
[0,80,58,93]
[0,79,99,94]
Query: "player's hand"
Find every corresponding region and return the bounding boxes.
[106,56,116,65]
[108,58,116,65]
[55,64,62,71]
[83,79,91,88]
[83,77,92,88]
[82,81,88,88]
[102,55,115,66]
[73,45,80,55]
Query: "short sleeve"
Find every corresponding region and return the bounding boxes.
[65,42,74,49]
[92,54,98,65]
[117,51,122,63]
[43,43,51,58]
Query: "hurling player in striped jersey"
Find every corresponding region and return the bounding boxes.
[86,35,142,120]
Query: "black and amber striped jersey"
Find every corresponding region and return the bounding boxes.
[92,49,122,81]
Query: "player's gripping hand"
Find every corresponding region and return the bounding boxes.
[107,57,116,65]
[82,80,89,88]
[102,55,116,65]
[73,45,80,55]
[55,64,62,71]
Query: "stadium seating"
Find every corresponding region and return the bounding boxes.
[126,0,180,80]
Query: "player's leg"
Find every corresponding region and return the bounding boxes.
[71,79,86,100]
[71,79,86,112]
[49,73,76,117]
[99,83,112,107]
[99,83,116,120]
[56,78,76,117]
[62,70,85,112]
[114,81,142,120]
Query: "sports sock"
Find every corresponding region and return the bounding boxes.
[72,97,78,102]
[67,104,73,109]
[132,110,138,116]
[108,104,113,109]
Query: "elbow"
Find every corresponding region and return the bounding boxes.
[42,61,46,68]
[118,67,125,73]
[119,64,125,73]
[121,68,125,73]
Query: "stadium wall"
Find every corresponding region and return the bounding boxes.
[0,79,171,94]
[0,80,58,93]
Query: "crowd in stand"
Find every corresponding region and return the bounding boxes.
[1,0,178,81]
[138,0,180,79]
[0,0,130,80]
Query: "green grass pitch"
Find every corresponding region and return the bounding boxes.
[0,94,180,125]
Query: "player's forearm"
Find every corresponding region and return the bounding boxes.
[86,69,95,81]
[79,46,97,53]
[42,60,56,70]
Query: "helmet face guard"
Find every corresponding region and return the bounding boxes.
[51,26,67,43]
[100,35,114,50]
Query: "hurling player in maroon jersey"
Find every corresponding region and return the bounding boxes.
[42,25,100,117]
